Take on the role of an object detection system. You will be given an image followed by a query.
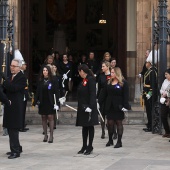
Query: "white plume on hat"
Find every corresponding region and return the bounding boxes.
[14,49,24,61]
[146,50,159,64]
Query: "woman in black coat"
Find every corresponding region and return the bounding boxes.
[33,65,59,143]
[76,64,98,155]
[97,61,111,139]
[99,67,130,148]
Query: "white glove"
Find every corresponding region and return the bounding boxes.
[63,74,68,80]
[160,97,166,104]
[94,74,97,77]
[59,97,66,105]
[97,102,100,110]
[85,107,92,112]
[122,107,128,112]
[138,74,142,78]
[69,78,71,81]
[54,104,59,110]
[146,94,151,100]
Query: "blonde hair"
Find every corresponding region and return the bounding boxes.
[102,61,111,68]
[103,52,111,60]
[108,67,124,86]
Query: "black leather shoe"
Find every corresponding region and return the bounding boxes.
[114,142,122,148]
[77,146,87,154]
[6,146,23,155]
[24,128,29,131]
[48,136,53,143]
[101,132,105,139]
[8,153,20,159]
[19,129,27,132]
[43,135,48,142]
[106,140,113,147]
[143,128,152,132]
[84,146,93,155]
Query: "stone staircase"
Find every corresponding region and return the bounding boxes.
[25,101,147,125]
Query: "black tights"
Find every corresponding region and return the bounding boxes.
[42,115,54,141]
[107,119,123,143]
[82,126,94,148]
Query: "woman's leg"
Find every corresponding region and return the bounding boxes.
[78,126,88,154]
[83,126,94,155]
[47,114,54,142]
[106,119,114,146]
[42,115,48,142]
[88,126,94,149]
[161,105,170,135]
[114,120,123,148]
[101,116,105,139]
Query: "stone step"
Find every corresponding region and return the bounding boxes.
[25,101,147,125]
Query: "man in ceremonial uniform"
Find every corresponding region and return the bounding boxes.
[142,56,158,132]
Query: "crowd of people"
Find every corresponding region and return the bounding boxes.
[2,48,170,159]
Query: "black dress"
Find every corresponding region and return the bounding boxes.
[39,80,55,115]
[98,81,130,120]
[33,78,59,115]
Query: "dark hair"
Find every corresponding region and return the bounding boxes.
[78,64,94,77]
[111,57,116,62]
[165,68,170,74]
[39,65,53,81]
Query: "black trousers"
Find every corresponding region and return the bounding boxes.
[8,129,21,154]
[22,100,27,129]
[144,96,152,129]
[161,104,170,134]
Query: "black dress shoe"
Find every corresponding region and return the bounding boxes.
[24,128,29,131]
[77,146,87,154]
[8,153,20,159]
[6,146,23,155]
[48,136,53,143]
[43,135,48,142]
[143,128,152,132]
[101,132,105,139]
[19,129,27,132]
[114,142,122,148]
[106,140,113,147]
[84,146,93,155]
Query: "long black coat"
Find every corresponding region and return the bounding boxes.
[3,71,26,129]
[0,86,10,106]
[76,75,98,126]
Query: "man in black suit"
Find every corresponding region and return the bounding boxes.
[1,59,26,159]
[20,61,29,132]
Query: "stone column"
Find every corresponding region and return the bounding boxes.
[127,0,137,101]
[135,0,152,102]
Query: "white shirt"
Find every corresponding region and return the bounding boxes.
[160,79,170,95]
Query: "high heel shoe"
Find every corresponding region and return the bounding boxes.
[114,142,122,148]
[84,146,93,155]
[43,135,48,142]
[48,137,53,143]
[106,140,113,147]
[77,146,87,154]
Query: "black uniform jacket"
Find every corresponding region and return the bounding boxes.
[3,71,26,129]
[97,73,111,98]
[33,78,59,106]
[76,75,98,126]
[98,80,130,113]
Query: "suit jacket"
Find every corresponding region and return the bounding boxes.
[76,75,98,126]
[3,71,26,129]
